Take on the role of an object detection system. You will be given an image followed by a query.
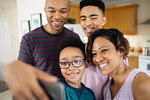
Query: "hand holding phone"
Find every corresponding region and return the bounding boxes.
[39,80,65,100]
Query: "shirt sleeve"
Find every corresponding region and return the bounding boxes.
[18,36,33,65]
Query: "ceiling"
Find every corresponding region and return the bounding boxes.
[0,0,135,8]
[0,0,16,8]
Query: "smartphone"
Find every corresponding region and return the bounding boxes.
[39,80,65,100]
[13,81,65,100]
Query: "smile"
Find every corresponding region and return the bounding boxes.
[67,72,79,78]
[84,27,94,32]
[52,21,63,26]
[99,63,107,68]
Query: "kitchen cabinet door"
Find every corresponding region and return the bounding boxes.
[127,56,138,68]
[68,3,80,24]
[103,4,138,35]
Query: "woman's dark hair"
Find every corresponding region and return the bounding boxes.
[87,28,130,65]
[59,37,86,60]
[80,0,105,15]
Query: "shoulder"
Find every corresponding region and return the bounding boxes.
[133,72,150,99]
[63,27,80,37]
[22,26,44,40]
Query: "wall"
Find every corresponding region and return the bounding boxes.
[16,0,46,36]
[0,7,18,80]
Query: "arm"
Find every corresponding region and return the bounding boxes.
[18,35,33,64]
[133,72,150,100]
[2,60,57,100]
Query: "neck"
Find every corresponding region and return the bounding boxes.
[111,64,131,85]
[65,79,82,88]
[44,24,62,34]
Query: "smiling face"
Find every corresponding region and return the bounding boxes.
[92,37,123,75]
[44,0,69,33]
[80,6,106,37]
[59,47,85,88]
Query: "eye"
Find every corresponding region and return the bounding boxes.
[48,10,55,13]
[101,49,108,53]
[80,18,86,21]
[91,17,97,20]
[73,60,81,64]
[92,53,97,57]
[60,10,67,13]
[59,62,68,66]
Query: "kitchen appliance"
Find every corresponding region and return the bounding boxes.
[138,56,150,76]
[145,47,150,56]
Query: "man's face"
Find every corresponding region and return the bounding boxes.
[80,6,106,37]
[44,0,69,33]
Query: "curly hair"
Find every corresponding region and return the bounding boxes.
[86,28,130,66]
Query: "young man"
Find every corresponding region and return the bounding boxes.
[18,0,80,78]
[79,0,108,100]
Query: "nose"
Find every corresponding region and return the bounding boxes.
[68,63,75,70]
[85,18,92,26]
[95,53,104,63]
[54,11,61,19]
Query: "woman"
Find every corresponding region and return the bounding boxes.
[87,28,150,100]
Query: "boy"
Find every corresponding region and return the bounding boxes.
[58,37,95,100]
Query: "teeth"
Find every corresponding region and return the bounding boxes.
[55,22,60,24]
[86,28,92,31]
[68,73,78,77]
[100,63,107,68]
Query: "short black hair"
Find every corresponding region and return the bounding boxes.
[59,37,86,60]
[80,0,105,14]
[87,28,130,65]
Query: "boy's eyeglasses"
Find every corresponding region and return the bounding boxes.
[59,60,84,69]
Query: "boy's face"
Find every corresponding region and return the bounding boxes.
[59,47,85,87]
[80,6,106,37]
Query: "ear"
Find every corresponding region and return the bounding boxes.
[102,16,107,26]
[44,7,46,13]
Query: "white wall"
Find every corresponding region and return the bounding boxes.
[0,8,18,62]
[16,0,47,37]
[0,7,18,80]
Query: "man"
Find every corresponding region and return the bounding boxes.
[79,0,108,100]
[3,0,80,99]
[18,0,80,78]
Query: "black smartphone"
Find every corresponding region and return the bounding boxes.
[39,80,65,100]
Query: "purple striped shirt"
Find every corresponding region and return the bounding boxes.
[18,26,80,77]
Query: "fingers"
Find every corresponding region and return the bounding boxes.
[35,69,58,83]
[31,79,50,100]
[2,60,56,100]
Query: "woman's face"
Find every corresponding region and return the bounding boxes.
[59,47,85,87]
[92,37,122,75]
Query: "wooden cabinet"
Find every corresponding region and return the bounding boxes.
[103,4,138,35]
[127,56,138,68]
[68,3,80,24]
